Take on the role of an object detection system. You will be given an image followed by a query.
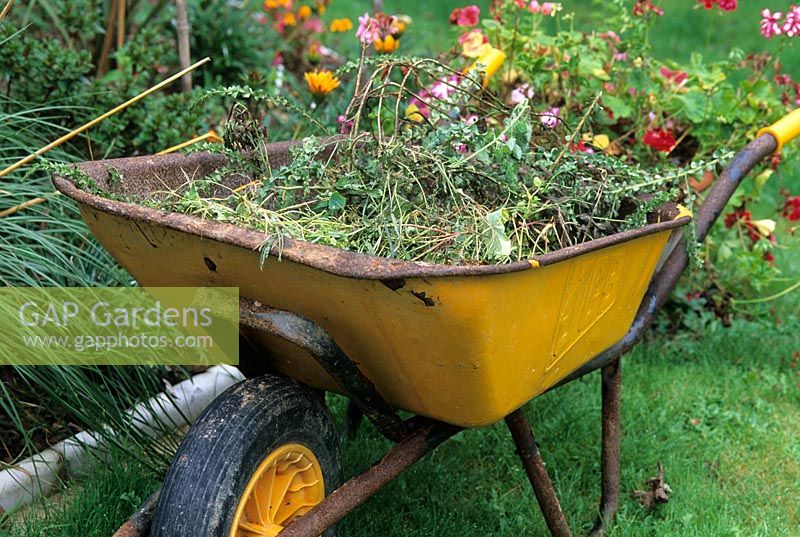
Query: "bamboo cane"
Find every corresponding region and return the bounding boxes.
[174,0,193,93]
[0,57,211,179]
[0,0,13,24]
[0,194,58,218]
[116,0,126,50]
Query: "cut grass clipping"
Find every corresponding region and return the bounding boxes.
[119,57,729,264]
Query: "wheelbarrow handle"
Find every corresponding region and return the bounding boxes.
[557,114,798,386]
[758,108,800,153]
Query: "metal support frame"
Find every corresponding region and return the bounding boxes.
[280,420,461,537]
[505,410,572,537]
[590,359,622,537]
[239,297,409,442]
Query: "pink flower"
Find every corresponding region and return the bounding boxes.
[510,83,534,104]
[541,107,560,128]
[450,5,480,27]
[356,12,380,43]
[783,6,800,37]
[514,0,527,8]
[718,0,737,11]
[540,2,559,15]
[455,143,468,154]
[761,9,783,38]
[528,1,560,15]
[431,76,459,100]
[304,18,322,32]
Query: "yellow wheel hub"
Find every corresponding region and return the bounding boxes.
[230,443,325,537]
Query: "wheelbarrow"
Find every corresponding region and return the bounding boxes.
[52,110,800,537]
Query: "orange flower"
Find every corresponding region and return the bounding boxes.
[329,18,353,32]
[264,0,291,9]
[297,5,312,20]
[305,70,340,97]
[282,11,297,26]
[316,1,326,15]
[374,34,400,54]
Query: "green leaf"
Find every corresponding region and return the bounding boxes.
[676,90,709,123]
[483,209,512,259]
[327,191,346,213]
[603,95,633,119]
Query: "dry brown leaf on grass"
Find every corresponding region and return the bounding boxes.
[633,462,672,509]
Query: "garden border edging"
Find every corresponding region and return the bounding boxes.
[0,365,245,514]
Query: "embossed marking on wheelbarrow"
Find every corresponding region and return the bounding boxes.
[548,249,626,372]
[52,147,689,427]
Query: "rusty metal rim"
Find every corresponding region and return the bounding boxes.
[52,152,690,281]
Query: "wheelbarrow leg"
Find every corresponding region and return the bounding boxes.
[505,410,572,537]
[590,358,622,537]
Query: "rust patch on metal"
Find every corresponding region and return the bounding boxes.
[380,278,406,291]
[411,291,436,307]
[111,490,159,537]
[203,256,218,272]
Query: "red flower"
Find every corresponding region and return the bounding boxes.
[643,128,677,153]
[724,209,750,229]
[698,0,737,11]
[633,0,663,16]
[450,5,480,26]
[764,251,775,266]
[660,67,688,86]
[725,209,750,229]
[782,194,800,221]
[569,141,594,153]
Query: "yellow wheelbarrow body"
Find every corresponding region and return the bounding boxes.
[55,147,686,427]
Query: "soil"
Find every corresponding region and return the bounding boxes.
[0,366,82,465]
[0,366,199,466]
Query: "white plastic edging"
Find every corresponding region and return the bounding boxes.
[0,365,245,514]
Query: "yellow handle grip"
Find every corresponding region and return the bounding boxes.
[758,109,800,152]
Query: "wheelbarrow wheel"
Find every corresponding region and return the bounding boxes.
[150,374,343,537]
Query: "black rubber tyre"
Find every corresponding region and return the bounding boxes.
[150,374,342,537]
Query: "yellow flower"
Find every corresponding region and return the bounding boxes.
[297,5,312,20]
[316,1,326,15]
[329,18,353,32]
[305,70,340,97]
[582,133,611,150]
[282,12,297,26]
[405,104,425,123]
[460,30,491,58]
[374,35,400,54]
[750,219,777,237]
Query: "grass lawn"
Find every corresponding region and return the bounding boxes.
[3,2,799,536]
[4,319,798,536]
